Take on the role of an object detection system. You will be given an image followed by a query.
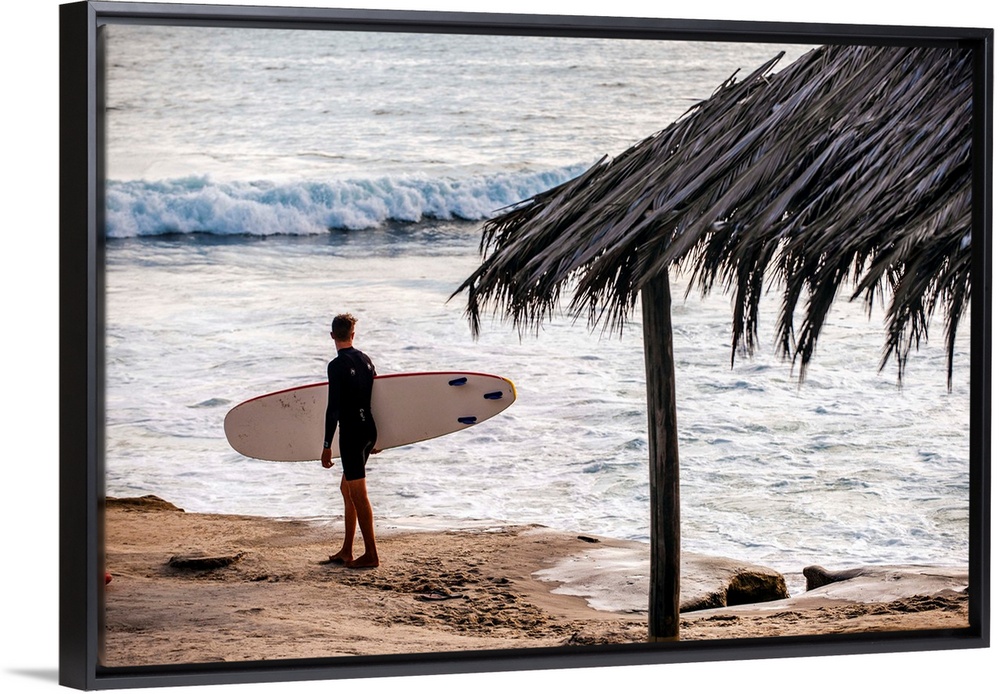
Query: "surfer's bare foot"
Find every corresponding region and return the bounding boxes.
[327,550,353,565]
[346,553,379,568]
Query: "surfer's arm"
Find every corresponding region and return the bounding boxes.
[321,363,340,469]
[323,360,341,451]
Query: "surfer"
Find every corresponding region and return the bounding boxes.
[321,313,380,568]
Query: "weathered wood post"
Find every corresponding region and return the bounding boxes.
[641,271,681,641]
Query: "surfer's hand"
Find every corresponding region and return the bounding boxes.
[321,448,333,468]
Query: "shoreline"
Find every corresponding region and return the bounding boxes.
[102,496,970,668]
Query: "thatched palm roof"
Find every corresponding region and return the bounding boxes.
[455,44,973,386]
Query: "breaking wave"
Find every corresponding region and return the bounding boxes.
[104,166,586,238]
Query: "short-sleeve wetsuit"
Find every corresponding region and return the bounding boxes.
[323,347,378,481]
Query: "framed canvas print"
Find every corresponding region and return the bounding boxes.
[59,0,991,690]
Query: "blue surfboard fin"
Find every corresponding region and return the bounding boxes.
[483,391,503,400]
[449,377,469,386]
[458,416,477,425]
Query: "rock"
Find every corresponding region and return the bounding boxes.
[534,546,789,614]
[167,552,244,570]
[680,555,789,611]
[803,565,867,590]
[106,495,184,512]
[800,565,969,602]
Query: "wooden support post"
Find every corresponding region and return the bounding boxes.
[641,271,681,642]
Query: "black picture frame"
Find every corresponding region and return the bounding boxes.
[59,1,991,690]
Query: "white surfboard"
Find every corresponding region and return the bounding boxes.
[224,371,516,462]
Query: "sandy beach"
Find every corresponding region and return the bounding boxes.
[101,496,970,668]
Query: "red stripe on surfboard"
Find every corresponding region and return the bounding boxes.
[232,371,512,407]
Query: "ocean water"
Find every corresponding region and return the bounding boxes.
[101,24,971,582]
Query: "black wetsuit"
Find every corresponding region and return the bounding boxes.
[323,347,377,481]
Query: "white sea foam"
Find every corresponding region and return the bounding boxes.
[103,229,971,576]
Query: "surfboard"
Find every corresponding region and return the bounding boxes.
[224,371,516,462]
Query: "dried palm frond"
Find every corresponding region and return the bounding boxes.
[454,44,974,387]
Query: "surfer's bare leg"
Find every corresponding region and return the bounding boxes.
[330,474,356,562]
[345,478,379,568]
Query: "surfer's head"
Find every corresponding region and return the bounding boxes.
[331,313,357,343]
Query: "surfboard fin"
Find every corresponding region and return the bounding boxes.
[448,377,469,386]
[483,391,504,400]
[458,416,477,425]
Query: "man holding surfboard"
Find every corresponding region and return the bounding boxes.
[321,313,381,568]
